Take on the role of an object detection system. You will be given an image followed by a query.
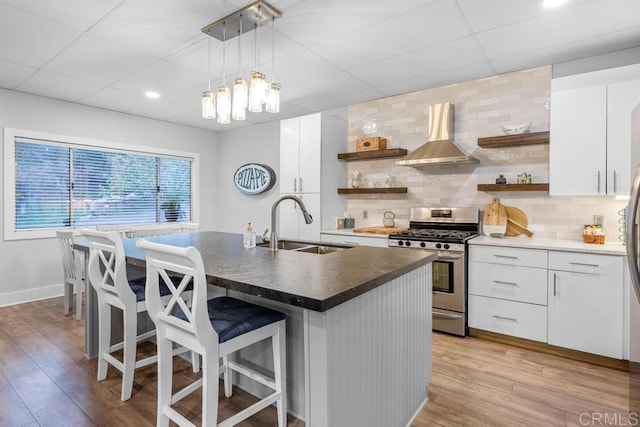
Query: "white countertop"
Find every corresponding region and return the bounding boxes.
[469,235,627,256]
[320,229,390,240]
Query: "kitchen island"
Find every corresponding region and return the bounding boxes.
[77,231,436,426]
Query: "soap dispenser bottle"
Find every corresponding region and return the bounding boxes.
[244,222,256,248]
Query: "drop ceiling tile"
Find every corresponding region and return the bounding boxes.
[297,86,386,112]
[77,87,147,112]
[310,0,470,70]
[477,0,640,60]
[0,0,123,31]
[271,48,342,87]
[127,100,197,122]
[0,3,82,68]
[43,33,160,86]
[284,71,369,104]
[349,36,487,87]
[111,60,207,98]
[0,59,36,89]
[15,69,103,102]
[87,0,226,58]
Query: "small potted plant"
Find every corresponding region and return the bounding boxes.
[161,195,181,222]
[495,174,507,184]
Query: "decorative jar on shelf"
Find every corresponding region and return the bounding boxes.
[495,175,507,184]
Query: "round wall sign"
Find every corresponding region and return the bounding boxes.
[233,163,277,195]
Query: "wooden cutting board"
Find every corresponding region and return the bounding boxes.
[483,197,507,236]
[353,226,408,235]
[505,206,533,237]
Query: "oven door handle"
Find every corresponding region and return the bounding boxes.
[433,311,464,320]
[437,253,463,260]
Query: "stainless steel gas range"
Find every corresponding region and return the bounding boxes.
[388,207,479,336]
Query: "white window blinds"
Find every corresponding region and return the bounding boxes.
[14,138,193,230]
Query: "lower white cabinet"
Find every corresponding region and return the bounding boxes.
[547,251,624,359]
[469,295,547,342]
[320,232,389,248]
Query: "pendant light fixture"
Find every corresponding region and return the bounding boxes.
[201,0,281,123]
[202,36,215,119]
[216,22,231,124]
[232,15,248,121]
[249,5,267,113]
[265,16,280,113]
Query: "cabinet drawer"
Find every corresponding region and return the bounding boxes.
[469,295,547,342]
[469,262,547,305]
[320,233,388,248]
[548,251,623,276]
[469,245,548,268]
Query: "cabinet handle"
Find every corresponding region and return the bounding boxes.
[492,280,519,287]
[568,262,600,268]
[294,178,297,193]
[493,315,518,322]
[613,170,617,194]
[343,241,360,245]
[597,170,601,194]
[553,272,557,296]
[300,177,303,192]
[493,254,519,260]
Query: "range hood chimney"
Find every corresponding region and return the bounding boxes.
[396,102,478,167]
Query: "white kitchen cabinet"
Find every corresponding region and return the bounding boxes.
[550,64,640,196]
[320,232,389,248]
[280,113,321,194]
[278,193,320,241]
[468,245,548,342]
[547,251,623,359]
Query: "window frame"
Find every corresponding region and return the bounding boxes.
[4,127,200,241]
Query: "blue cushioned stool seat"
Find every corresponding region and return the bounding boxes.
[202,296,285,343]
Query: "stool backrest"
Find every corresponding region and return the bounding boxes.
[82,229,135,304]
[136,239,216,351]
[56,230,80,282]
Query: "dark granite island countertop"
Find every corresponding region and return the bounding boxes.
[116,231,436,312]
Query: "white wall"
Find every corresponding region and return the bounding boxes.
[216,121,280,236]
[0,88,219,305]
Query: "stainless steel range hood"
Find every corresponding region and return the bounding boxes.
[396,102,478,167]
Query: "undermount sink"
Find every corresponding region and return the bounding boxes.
[258,239,352,254]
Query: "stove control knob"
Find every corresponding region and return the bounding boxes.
[420,242,426,248]
[398,241,404,246]
[405,241,411,247]
[444,243,450,250]
[435,243,442,249]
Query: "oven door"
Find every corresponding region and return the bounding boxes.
[432,251,465,314]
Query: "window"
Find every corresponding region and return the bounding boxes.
[4,128,199,240]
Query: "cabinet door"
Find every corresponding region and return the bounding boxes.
[549,85,607,196]
[547,270,623,359]
[280,117,300,194]
[298,113,321,193]
[607,79,640,195]
[277,195,300,240]
[297,193,321,241]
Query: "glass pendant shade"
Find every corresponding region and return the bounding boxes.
[202,91,216,119]
[216,86,231,124]
[248,71,267,112]
[232,77,248,120]
[265,83,280,113]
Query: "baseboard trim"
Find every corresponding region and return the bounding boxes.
[468,328,629,371]
[0,284,64,307]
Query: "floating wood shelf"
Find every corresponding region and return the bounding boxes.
[477,183,549,192]
[337,148,408,161]
[477,131,549,148]
[337,187,408,195]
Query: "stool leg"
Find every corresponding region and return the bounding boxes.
[156,330,172,427]
[75,282,83,320]
[273,321,287,427]
[64,281,73,315]
[191,351,200,373]
[202,354,219,427]
[96,301,111,381]
[120,308,137,401]
[223,355,232,398]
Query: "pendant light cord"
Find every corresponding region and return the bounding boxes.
[237,15,242,75]
[271,16,275,82]
[222,22,227,85]
[207,36,211,91]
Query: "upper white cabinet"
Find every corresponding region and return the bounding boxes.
[280,113,321,194]
[278,193,321,241]
[550,64,640,196]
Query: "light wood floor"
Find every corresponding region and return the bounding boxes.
[1,297,638,426]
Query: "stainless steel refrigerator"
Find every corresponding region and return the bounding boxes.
[627,101,640,414]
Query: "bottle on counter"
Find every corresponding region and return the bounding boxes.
[244,222,256,248]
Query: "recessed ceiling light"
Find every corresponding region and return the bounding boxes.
[145,91,160,99]
[543,0,569,8]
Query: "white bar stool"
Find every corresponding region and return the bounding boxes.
[136,239,287,427]
[56,230,84,320]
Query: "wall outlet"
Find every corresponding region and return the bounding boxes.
[593,215,604,226]
[363,210,368,220]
